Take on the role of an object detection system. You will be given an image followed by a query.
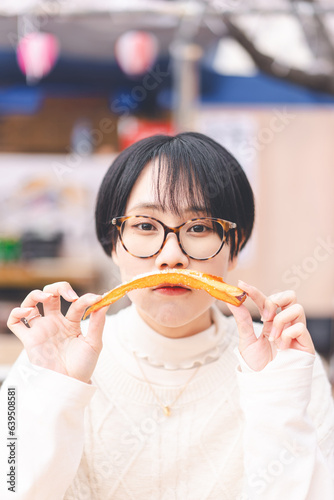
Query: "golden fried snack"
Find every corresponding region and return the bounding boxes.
[83,269,247,319]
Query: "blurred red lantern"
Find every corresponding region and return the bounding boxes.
[17,32,59,83]
[114,31,159,76]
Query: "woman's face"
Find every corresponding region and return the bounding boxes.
[112,161,237,338]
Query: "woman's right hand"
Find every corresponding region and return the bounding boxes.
[7,282,108,384]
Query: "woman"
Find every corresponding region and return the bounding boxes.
[1,132,333,499]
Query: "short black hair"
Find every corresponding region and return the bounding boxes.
[96,131,255,260]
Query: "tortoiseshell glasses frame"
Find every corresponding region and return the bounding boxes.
[111,215,237,261]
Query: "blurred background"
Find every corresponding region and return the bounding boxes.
[0,0,333,384]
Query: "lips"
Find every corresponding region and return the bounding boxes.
[153,282,191,291]
[153,283,191,296]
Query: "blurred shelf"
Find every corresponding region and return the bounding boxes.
[0,257,100,289]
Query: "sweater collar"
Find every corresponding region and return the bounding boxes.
[117,303,232,370]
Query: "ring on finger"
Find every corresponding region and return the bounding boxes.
[29,313,42,323]
[21,317,30,328]
[21,313,42,328]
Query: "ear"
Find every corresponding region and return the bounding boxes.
[227,255,238,272]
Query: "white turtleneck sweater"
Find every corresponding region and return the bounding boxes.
[0,304,334,500]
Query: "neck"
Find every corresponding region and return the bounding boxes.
[136,306,213,339]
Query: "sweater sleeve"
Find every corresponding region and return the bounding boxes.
[0,350,96,500]
[235,348,334,500]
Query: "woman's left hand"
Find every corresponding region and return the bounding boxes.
[227,281,315,371]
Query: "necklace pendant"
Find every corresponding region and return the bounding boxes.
[163,405,171,417]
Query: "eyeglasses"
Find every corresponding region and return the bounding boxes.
[111,215,236,260]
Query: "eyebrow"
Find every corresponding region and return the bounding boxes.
[127,202,208,215]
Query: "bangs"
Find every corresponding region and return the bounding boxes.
[149,135,241,223]
[151,149,211,217]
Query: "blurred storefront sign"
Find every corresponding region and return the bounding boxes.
[117,116,174,150]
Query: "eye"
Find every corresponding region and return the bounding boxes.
[188,223,213,234]
[129,218,160,232]
[136,222,157,231]
[190,225,206,232]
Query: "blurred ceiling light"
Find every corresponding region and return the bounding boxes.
[114,30,159,76]
[213,38,257,76]
[16,32,59,84]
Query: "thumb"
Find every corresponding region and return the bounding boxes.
[227,303,257,348]
[85,306,108,351]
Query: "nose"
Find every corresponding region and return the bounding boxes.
[155,233,189,269]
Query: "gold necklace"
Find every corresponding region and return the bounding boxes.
[133,352,201,416]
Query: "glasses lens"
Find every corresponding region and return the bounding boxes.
[121,217,164,257]
[180,219,224,259]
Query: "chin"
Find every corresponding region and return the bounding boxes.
[152,305,194,328]
[135,299,190,326]
[130,289,214,332]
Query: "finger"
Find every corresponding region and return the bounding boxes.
[270,304,306,341]
[279,322,315,354]
[7,307,35,340]
[260,290,298,325]
[227,303,257,349]
[238,281,278,321]
[21,290,54,309]
[65,293,103,323]
[85,306,109,352]
[267,290,297,312]
[43,282,79,314]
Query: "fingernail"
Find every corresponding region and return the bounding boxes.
[238,280,249,289]
[268,326,278,342]
[43,293,54,298]
[262,308,270,321]
[68,290,79,300]
[21,307,34,312]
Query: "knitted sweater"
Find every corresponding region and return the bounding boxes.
[0,304,334,500]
